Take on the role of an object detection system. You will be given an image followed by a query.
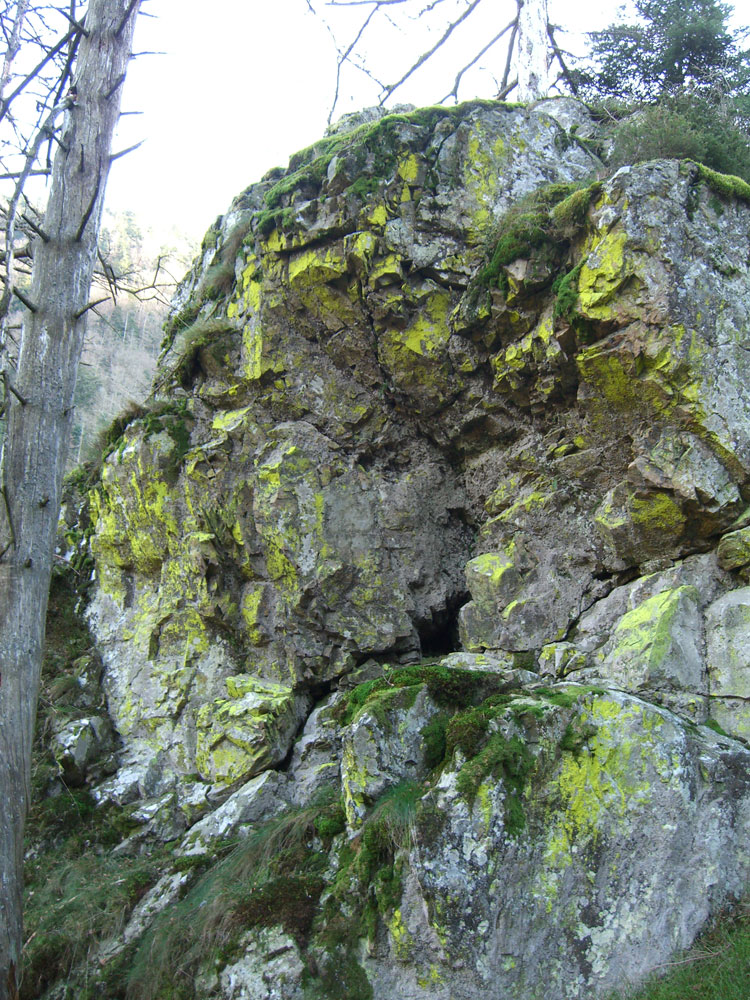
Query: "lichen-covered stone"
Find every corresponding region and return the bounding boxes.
[182,770,289,855]
[705,587,750,739]
[364,689,750,1000]
[220,929,305,1000]
[286,693,343,807]
[195,676,310,786]
[52,714,116,785]
[55,100,750,1000]
[717,525,750,570]
[593,586,707,718]
[342,683,441,827]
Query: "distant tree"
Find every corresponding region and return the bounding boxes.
[580,0,750,101]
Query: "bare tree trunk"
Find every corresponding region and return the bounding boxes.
[513,0,550,101]
[0,2,141,996]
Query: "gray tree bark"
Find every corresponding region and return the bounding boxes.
[513,0,550,100]
[0,2,141,996]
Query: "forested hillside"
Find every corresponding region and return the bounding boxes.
[70,210,196,465]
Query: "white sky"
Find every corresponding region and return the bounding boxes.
[102,0,744,241]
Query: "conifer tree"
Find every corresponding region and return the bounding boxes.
[582,0,749,101]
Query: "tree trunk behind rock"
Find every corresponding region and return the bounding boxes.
[0,3,140,995]
[514,0,550,100]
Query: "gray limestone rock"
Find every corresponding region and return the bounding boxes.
[182,770,290,856]
[286,693,343,807]
[52,714,116,785]
[357,689,750,1000]
[705,587,750,739]
[342,684,442,827]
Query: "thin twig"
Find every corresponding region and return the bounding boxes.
[328,6,378,125]
[379,0,485,104]
[441,18,516,103]
[650,944,730,970]
[0,169,51,180]
[109,139,144,162]
[0,26,77,127]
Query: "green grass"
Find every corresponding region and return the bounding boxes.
[125,797,344,1000]
[611,901,750,1000]
[23,758,167,1000]
[22,842,167,1000]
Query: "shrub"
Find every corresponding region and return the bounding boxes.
[609,94,750,182]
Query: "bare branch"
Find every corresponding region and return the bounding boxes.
[0,168,50,179]
[115,0,140,37]
[0,26,77,127]
[547,23,578,95]
[74,164,102,241]
[7,380,26,406]
[12,285,37,312]
[96,247,119,300]
[58,9,89,37]
[104,70,126,99]
[441,17,516,104]
[0,481,15,559]
[500,10,519,93]
[20,212,49,242]
[1,97,71,324]
[109,138,144,161]
[328,5,378,125]
[0,1,31,104]
[74,295,109,319]
[379,0,486,104]
[51,20,83,108]
[497,76,517,100]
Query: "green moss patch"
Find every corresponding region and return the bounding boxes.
[473,181,600,296]
[335,660,520,727]
[253,99,522,241]
[684,160,750,205]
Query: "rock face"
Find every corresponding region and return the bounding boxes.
[42,98,750,999]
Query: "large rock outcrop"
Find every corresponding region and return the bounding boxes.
[39,98,750,999]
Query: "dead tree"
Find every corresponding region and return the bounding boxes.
[309,0,579,123]
[0,2,142,996]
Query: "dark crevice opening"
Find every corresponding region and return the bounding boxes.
[277,679,335,773]
[417,590,470,658]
